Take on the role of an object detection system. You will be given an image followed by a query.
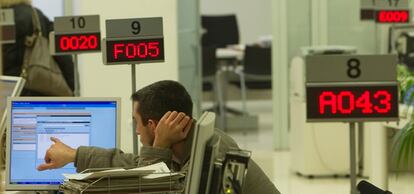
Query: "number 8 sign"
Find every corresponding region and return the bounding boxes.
[306,54,398,122]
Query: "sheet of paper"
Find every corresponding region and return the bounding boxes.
[143,172,180,179]
[63,162,169,180]
[63,172,93,180]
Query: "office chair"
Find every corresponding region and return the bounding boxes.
[227,46,271,117]
[202,46,218,91]
[232,45,272,90]
[202,46,225,127]
[201,14,239,48]
[242,45,272,89]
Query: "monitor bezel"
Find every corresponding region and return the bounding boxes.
[185,111,215,194]
[0,76,25,137]
[5,97,121,191]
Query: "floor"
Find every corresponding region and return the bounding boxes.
[209,99,414,194]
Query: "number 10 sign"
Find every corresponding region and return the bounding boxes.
[305,54,399,122]
[50,15,101,55]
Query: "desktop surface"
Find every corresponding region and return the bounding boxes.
[6,98,120,190]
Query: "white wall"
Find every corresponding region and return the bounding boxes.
[32,0,64,20]
[200,0,271,44]
[73,0,178,152]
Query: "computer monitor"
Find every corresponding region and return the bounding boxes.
[185,112,215,194]
[0,76,25,135]
[5,97,120,190]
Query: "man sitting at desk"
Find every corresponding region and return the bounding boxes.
[37,80,280,194]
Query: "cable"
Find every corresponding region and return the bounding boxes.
[231,172,242,194]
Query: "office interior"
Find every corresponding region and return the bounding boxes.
[1,0,414,193]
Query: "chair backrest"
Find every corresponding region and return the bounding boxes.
[202,15,239,47]
[243,46,271,76]
[202,46,217,77]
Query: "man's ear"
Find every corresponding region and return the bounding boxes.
[147,119,158,134]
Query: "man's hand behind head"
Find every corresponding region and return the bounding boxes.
[153,111,193,149]
[37,137,76,171]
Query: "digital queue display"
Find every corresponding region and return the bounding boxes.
[54,33,101,53]
[376,10,410,23]
[305,54,398,122]
[0,9,16,44]
[51,15,101,55]
[103,17,164,65]
[306,85,398,121]
[105,37,164,63]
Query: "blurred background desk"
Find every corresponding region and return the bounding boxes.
[201,14,272,131]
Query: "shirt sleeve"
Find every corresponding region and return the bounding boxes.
[74,146,138,173]
[137,145,174,168]
[74,145,176,173]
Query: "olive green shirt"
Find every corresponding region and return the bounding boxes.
[74,129,280,194]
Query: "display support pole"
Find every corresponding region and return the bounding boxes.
[358,122,364,177]
[131,64,138,155]
[349,122,358,194]
[73,54,80,96]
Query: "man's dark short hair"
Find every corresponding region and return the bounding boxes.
[131,80,193,125]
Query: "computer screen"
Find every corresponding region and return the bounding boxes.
[185,112,215,194]
[5,97,120,190]
[0,76,25,132]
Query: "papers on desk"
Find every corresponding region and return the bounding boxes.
[60,162,185,193]
[63,162,170,180]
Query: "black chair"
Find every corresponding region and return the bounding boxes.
[202,46,225,127]
[201,15,239,48]
[202,46,218,91]
[233,45,272,89]
[224,46,271,118]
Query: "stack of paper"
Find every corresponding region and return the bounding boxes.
[60,162,185,193]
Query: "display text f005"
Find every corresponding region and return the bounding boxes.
[105,38,164,63]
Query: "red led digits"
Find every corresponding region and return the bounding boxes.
[373,90,391,113]
[106,38,164,63]
[355,91,373,114]
[337,91,354,114]
[319,91,336,114]
[318,90,392,115]
[377,10,409,23]
[148,42,160,57]
[113,41,160,60]
[58,34,99,51]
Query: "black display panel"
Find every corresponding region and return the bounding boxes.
[105,38,165,64]
[306,85,399,121]
[55,32,101,53]
[1,25,15,43]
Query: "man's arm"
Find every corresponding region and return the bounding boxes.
[75,109,193,172]
[37,137,177,173]
[74,146,138,173]
[37,111,192,172]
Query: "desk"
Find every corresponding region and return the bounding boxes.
[216,45,244,61]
